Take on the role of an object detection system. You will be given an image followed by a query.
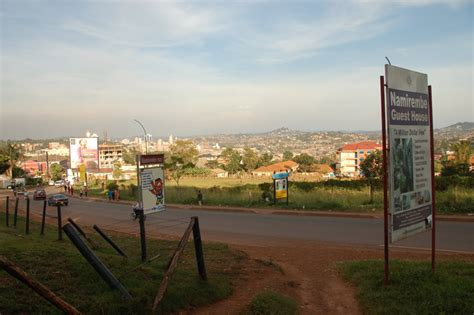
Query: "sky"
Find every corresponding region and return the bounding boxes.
[0,0,473,140]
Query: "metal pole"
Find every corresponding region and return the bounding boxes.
[57,205,62,241]
[5,196,9,227]
[380,75,389,285]
[133,119,148,154]
[139,211,147,262]
[428,85,436,273]
[25,197,30,235]
[41,200,46,235]
[93,225,127,257]
[13,197,19,228]
[273,179,276,205]
[192,217,207,281]
[62,224,132,299]
[286,178,289,206]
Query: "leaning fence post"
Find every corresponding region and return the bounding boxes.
[62,224,132,299]
[57,205,62,240]
[5,196,9,227]
[192,217,207,281]
[25,197,30,235]
[93,225,127,257]
[13,197,19,227]
[67,218,98,249]
[40,200,47,235]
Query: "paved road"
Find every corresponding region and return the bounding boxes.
[4,191,474,252]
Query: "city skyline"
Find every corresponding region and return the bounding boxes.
[1,0,473,140]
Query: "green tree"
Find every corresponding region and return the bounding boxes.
[258,152,273,167]
[359,150,384,203]
[122,148,138,165]
[282,150,294,161]
[50,163,65,181]
[452,140,472,165]
[293,153,315,172]
[0,141,22,178]
[166,140,199,186]
[113,161,123,180]
[242,147,259,173]
[220,148,242,175]
[205,159,219,169]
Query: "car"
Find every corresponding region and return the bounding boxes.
[15,186,27,196]
[48,194,69,206]
[48,180,55,186]
[33,189,47,200]
[54,180,65,187]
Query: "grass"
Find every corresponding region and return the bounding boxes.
[0,214,245,314]
[76,177,473,214]
[245,290,298,315]
[340,259,474,314]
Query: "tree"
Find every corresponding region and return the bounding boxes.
[359,150,384,203]
[242,147,259,173]
[220,148,242,175]
[205,159,219,169]
[0,141,22,178]
[50,163,65,181]
[293,153,316,172]
[122,148,138,165]
[258,152,273,167]
[452,140,472,165]
[113,161,122,180]
[441,141,473,176]
[166,140,199,186]
[282,150,294,161]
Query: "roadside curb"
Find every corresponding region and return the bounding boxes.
[63,194,474,222]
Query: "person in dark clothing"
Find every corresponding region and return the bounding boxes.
[197,190,203,206]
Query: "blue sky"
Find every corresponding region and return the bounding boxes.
[1,0,472,140]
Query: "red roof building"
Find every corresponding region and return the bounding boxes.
[336,141,382,177]
[252,160,299,176]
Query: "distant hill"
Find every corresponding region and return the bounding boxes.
[437,122,474,132]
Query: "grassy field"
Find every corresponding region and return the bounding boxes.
[0,215,245,314]
[78,176,473,214]
[340,259,474,314]
[245,290,298,315]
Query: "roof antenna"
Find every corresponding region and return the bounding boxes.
[385,56,392,65]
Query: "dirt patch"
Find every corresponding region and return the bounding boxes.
[192,241,474,315]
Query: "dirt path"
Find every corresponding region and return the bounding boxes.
[192,241,474,315]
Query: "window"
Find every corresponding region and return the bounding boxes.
[359,150,364,154]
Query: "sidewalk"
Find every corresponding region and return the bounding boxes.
[68,194,474,222]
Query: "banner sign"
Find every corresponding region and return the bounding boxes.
[140,154,165,165]
[385,65,432,243]
[140,167,165,214]
[275,178,288,199]
[272,172,289,180]
[69,137,99,169]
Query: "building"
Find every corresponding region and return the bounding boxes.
[99,143,124,169]
[252,160,299,176]
[336,141,382,177]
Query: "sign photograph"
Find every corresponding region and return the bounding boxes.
[385,65,432,243]
[69,137,99,169]
[140,167,165,214]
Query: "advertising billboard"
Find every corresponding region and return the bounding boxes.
[140,167,165,214]
[69,138,99,169]
[272,172,289,201]
[385,65,432,243]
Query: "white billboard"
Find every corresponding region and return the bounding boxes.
[69,137,99,169]
[385,65,432,243]
[140,167,165,214]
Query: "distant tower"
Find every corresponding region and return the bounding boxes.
[169,135,174,144]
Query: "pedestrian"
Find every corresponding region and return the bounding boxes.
[108,189,113,201]
[64,184,67,193]
[197,190,203,206]
[114,189,120,200]
[84,186,88,197]
[80,188,84,198]
[71,186,74,196]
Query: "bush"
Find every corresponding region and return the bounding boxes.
[107,181,119,191]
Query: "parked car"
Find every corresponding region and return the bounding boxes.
[48,194,69,206]
[54,180,65,187]
[15,186,27,197]
[33,189,47,200]
[48,180,55,186]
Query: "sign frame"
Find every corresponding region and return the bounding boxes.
[136,154,166,215]
[272,171,289,205]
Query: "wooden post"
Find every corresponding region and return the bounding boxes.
[40,200,47,235]
[67,218,98,249]
[5,196,10,227]
[57,205,62,241]
[153,218,195,313]
[192,217,207,281]
[13,197,19,227]
[93,224,127,257]
[0,255,81,314]
[25,197,30,235]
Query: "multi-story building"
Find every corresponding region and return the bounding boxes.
[99,143,123,169]
[336,141,382,177]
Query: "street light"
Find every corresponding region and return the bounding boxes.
[133,119,148,154]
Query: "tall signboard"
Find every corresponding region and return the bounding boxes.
[69,137,99,169]
[140,167,165,214]
[385,65,432,243]
[272,172,289,205]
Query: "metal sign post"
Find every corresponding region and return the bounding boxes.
[380,75,389,284]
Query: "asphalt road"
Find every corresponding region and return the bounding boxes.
[5,191,474,252]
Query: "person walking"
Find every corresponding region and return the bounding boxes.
[197,190,203,206]
[70,186,74,196]
[79,188,84,198]
[84,186,88,197]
